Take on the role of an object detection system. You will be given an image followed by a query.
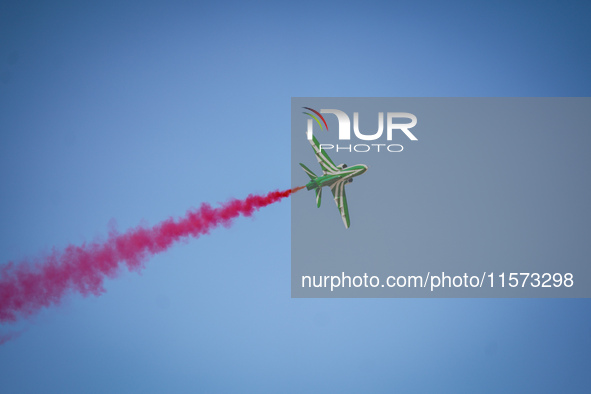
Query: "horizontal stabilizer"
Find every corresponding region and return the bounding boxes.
[299,163,317,179]
[315,187,322,207]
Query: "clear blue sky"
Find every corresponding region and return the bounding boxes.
[1,1,590,392]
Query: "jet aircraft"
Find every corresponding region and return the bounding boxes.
[300,134,368,228]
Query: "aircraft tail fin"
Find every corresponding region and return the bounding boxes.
[299,163,317,179]
[315,187,322,207]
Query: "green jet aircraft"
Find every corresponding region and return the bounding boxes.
[299,134,368,229]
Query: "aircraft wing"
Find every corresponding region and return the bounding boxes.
[330,180,350,228]
[308,134,339,174]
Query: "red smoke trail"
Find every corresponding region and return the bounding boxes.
[0,330,23,345]
[0,187,304,324]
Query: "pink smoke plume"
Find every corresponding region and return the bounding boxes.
[0,330,23,345]
[0,187,304,325]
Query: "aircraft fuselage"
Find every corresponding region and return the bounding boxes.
[305,164,368,190]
